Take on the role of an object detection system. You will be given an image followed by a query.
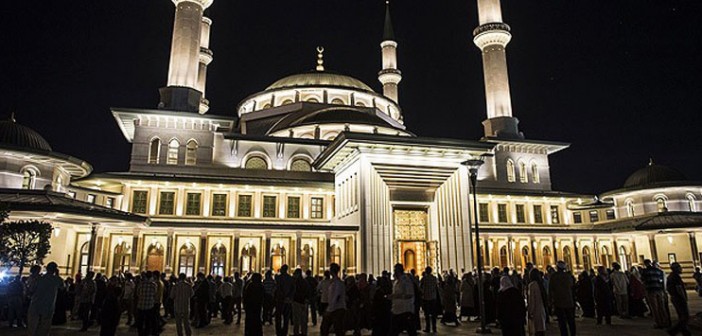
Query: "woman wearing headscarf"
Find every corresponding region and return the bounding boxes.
[627,267,647,318]
[575,270,595,318]
[594,266,613,325]
[527,269,547,336]
[440,273,460,326]
[496,275,526,336]
[460,273,476,321]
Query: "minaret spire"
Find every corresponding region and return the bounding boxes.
[159,0,214,113]
[473,0,523,139]
[378,0,402,104]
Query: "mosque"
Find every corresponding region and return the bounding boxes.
[1,0,701,284]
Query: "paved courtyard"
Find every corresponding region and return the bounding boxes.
[2,292,701,335]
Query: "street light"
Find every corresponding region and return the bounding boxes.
[462,157,491,334]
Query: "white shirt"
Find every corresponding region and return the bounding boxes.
[391,274,415,315]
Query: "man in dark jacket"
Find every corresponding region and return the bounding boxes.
[305,269,319,326]
[194,273,210,328]
[274,265,295,336]
[667,262,691,336]
[548,261,575,336]
[641,259,670,328]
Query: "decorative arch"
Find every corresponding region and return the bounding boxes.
[145,242,164,271]
[687,193,697,212]
[531,162,540,183]
[563,246,572,270]
[300,244,314,272]
[167,138,180,165]
[499,246,509,268]
[304,97,320,103]
[79,241,90,275]
[600,245,611,267]
[330,244,342,266]
[261,102,272,109]
[625,199,635,217]
[330,98,345,105]
[148,138,161,164]
[542,246,552,268]
[653,194,668,212]
[210,244,227,276]
[243,152,270,170]
[20,166,39,189]
[270,243,287,273]
[582,246,592,271]
[521,246,530,270]
[113,241,132,275]
[322,131,339,140]
[178,243,196,277]
[618,245,630,270]
[240,243,257,274]
[185,139,198,165]
[506,159,516,183]
[518,160,528,183]
[289,156,313,172]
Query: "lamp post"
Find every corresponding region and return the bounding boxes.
[462,158,491,334]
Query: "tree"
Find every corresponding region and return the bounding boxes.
[0,215,53,275]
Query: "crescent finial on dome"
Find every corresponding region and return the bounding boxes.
[316,46,325,72]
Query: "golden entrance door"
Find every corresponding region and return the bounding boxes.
[394,209,429,272]
[399,241,426,272]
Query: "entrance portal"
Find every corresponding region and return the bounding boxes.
[394,209,429,272]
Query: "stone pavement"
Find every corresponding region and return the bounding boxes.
[2,292,700,335]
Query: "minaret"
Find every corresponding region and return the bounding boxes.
[158,0,214,113]
[378,1,402,104]
[197,15,213,114]
[473,0,523,139]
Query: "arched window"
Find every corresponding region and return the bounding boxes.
[185,140,198,165]
[305,97,319,103]
[601,245,610,267]
[178,243,196,277]
[210,244,227,276]
[626,200,635,217]
[519,161,528,183]
[618,246,630,271]
[290,158,312,172]
[688,194,697,212]
[300,244,314,273]
[531,163,540,183]
[330,245,342,267]
[167,139,180,165]
[582,246,592,271]
[113,241,131,275]
[270,243,287,273]
[145,243,164,271]
[355,101,366,107]
[330,98,344,105]
[521,246,530,270]
[240,243,257,274]
[655,196,667,213]
[79,241,90,275]
[542,246,552,268]
[21,169,37,189]
[499,246,508,268]
[148,138,160,164]
[281,99,294,105]
[245,156,268,170]
[563,246,572,270]
[506,160,516,183]
[261,103,272,109]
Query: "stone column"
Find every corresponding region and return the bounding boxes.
[553,238,559,261]
[264,232,272,271]
[648,235,658,262]
[87,224,98,272]
[131,230,140,273]
[573,237,581,269]
[689,233,700,267]
[165,230,175,274]
[232,233,240,274]
[295,232,303,268]
[530,238,537,264]
[199,234,207,273]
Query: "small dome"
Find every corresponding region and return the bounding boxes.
[0,117,52,152]
[267,71,374,92]
[623,162,687,188]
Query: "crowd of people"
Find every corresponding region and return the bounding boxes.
[0,259,700,336]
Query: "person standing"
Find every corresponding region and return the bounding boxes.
[317,271,331,320]
[274,265,295,336]
[594,266,613,325]
[99,276,122,336]
[548,261,576,336]
[135,272,157,336]
[170,273,194,336]
[243,273,264,336]
[321,263,346,336]
[194,273,210,328]
[292,268,311,336]
[459,273,476,321]
[218,276,234,324]
[610,262,629,318]
[667,262,691,336]
[575,271,595,318]
[305,270,319,326]
[262,270,276,326]
[527,269,547,336]
[121,273,135,326]
[419,267,438,333]
[77,271,96,331]
[641,259,670,328]
[496,276,526,336]
[389,263,417,336]
[27,262,64,336]
[232,272,244,325]
[693,267,702,297]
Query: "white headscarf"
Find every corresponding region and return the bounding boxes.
[499,275,514,292]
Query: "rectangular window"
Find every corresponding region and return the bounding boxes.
[132,190,148,214]
[86,194,96,204]
[516,204,526,223]
[573,212,583,224]
[589,210,599,223]
[497,204,508,223]
[106,197,114,209]
[185,193,201,216]
[211,194,227,216]
[550,205,560,224]
[159,192,175,215]
[263,196,277,218]
[287,197,301,218]
[237,195,252,217]
[479,203,490,223]
[311,197,324,219]
[533,205,543,223]
[605,209,616,220]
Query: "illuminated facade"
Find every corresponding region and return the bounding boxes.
[2,0,701,284]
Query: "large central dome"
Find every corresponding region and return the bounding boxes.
[266,71,374,92]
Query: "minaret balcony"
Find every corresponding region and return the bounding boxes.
[473,22,511,37]
[473,28,512,50]
[199,48,214,65]
[378,70,402,85]
[172,0,213,9]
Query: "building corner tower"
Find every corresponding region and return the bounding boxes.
[378,1,402,104]
[159,0,214,113]
[473,0,523,139]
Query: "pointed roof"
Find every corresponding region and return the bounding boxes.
[383,1,395,41]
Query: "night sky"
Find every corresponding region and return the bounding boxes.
[1,1,700,195]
